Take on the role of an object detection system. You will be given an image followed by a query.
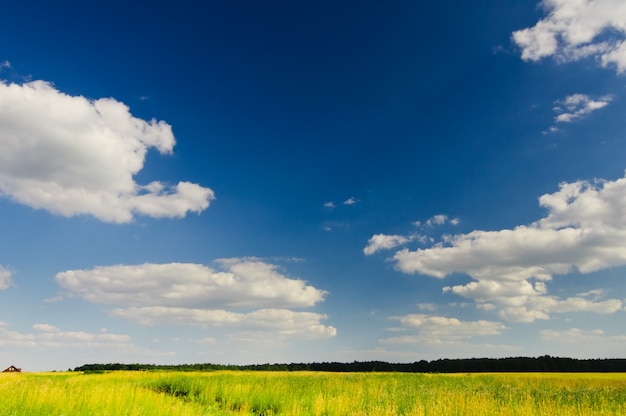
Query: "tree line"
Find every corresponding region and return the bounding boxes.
[74,356,626,373]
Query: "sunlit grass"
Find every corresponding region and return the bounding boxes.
[1,370,625,415]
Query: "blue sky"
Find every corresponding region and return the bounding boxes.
[2,0,626,371]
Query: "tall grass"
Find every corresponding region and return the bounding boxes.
[0,372,213,415]
[1,370,625,415]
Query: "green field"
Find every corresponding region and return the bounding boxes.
[1,370,626,415]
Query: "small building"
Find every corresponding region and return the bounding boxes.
[2,366,21,373]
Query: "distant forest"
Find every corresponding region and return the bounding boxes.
[74,356,626,373]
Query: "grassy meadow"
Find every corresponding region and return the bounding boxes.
[1,370,626,415]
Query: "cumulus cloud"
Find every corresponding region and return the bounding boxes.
[364,214,457,255]
[56,259,326,308]
[364,234,411,255]
[55,258,335,340]
[385,173,626,322]
[512,0,626,73]
[111,307,336,339]
[343,197,357,205]
[380,314,507,345]
[455,284,622,323]
[0,266,12,289]
[0,321,132,348]
[553,94,612,123]
[0,80,214,223]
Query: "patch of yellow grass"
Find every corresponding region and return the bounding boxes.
[1,370,625,415]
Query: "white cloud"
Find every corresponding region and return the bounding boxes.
[364,215,458,255]
[0,61,10,70]
[343,197,357,205]
[0,265,12,289]
[576,288,607,300]
[553,93,612,123]
[493,295,621,323]
[55,259,335,341]
[56,258,326,309]
[387,173,626,322]
[380,314,507,345]
[364,234,410,255]
[422,214,460,227]
[111,307,336,340]
[0,321,132,348]
[32,324,59,332]
[0,80,214,223]
[426,214,448,226]
[512,0,626,73]
[540,328,626,345]
[324,201,335,209]
[412,233,434,244]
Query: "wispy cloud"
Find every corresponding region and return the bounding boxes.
[111,307,336,340]
[343,197,357,205]
[380,314,507,345]
[0,80,214,223]
[540,328,626,348]
[425,214,459,227]
[323,201,335,209]
[553,94,612,124]
[0,322,132,349]
[417,303,437,312]
[512,0,626,73]
[0,265,12,290]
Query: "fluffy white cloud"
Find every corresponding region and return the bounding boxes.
[343,197,357,205]
[0,266,11,289]
[56,258,326,308]
[0,80,214,223]
[553,94,612,123]
[428,215,446,226]
[0,322,131,348]
[55,259,335,340]
[512,0,626,73]
[364,214,458,255]
[111,307,336,339]
[380,314,507,345]
[364,234,410,255]
[476,291,622,323]
[387,174,626,321]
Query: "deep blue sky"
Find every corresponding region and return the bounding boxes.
[2,0,626,370]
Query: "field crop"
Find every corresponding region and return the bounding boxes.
[1,370,625,415]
